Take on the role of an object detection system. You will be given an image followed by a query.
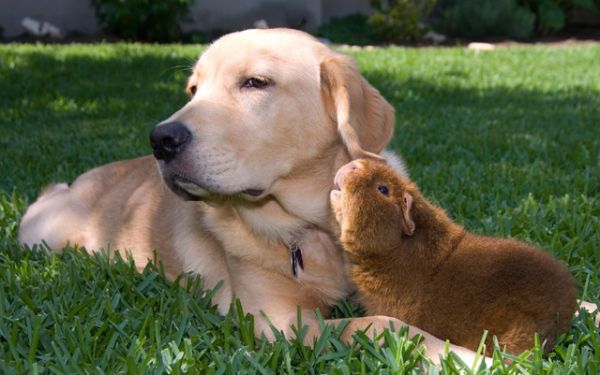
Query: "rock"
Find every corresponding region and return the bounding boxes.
[40,22,62,38]
[253,19,269,29]
[467,42,495,51]
[21,17,42,36]
[424,30,447,44]
[21,17,62,38]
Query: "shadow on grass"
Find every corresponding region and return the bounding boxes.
[0,49,195,196]
[0,49,598,207]
[361,70,600,197]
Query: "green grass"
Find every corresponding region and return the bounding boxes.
[1,43,599,373]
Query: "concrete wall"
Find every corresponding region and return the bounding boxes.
[0,0,373,38]
[322,0,373,22]
[182,0,324,32]
[0,0,98,38]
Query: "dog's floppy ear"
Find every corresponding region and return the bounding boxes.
[320,53,394,161]
[401,192,415,236]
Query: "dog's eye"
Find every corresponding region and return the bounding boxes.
[378,185,389,196]
[242,77,270,89]
[188,85,197,95]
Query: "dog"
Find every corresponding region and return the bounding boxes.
[17,28,497,365]
[330,159,578,355]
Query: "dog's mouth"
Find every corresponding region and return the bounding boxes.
[168,172,265,202]
[241,188,265,197]
[172,175,211,200]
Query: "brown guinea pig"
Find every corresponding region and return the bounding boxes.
[330,159,577,355]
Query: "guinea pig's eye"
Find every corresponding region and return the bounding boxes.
[242,77,270,89]
[378,185,389,196]
[188,85,197,95]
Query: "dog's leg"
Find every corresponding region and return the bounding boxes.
[19,182,92,251]
[249,301,489,366]
[324,316,491,367]
[253,307,322,344]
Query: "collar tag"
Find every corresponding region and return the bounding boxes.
[290,243,304,277]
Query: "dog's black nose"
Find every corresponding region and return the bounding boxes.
[150,122,192,161]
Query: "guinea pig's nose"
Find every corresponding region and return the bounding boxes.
[334,161,360,189]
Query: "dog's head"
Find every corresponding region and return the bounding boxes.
[150,29,394,207]
[330,159,417,253]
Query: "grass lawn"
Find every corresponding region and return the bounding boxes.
[1,43,599,373]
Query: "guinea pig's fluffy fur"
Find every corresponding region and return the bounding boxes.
[330,159,577,355]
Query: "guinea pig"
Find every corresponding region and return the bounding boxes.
[329,159,577,355]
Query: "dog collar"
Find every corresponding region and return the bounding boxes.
[290,242,304,277]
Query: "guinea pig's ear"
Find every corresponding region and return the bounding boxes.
[320,53,394,162]
[401,192,415,236]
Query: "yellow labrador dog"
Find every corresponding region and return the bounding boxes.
[19,28,588,364]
